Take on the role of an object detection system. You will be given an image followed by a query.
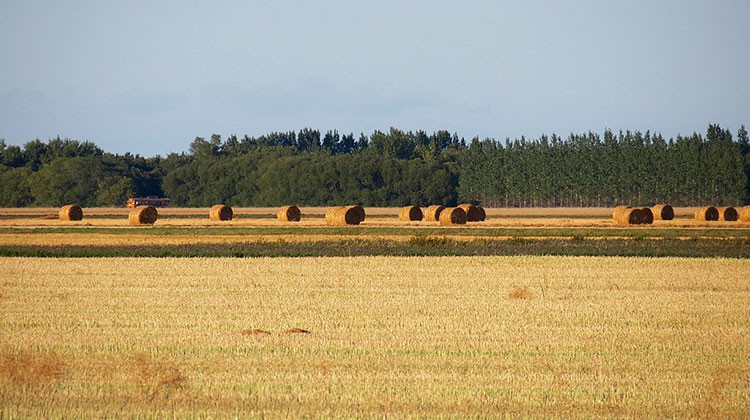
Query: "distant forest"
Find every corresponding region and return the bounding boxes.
[0,124,748,207]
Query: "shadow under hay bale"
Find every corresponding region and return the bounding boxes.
[651,204,674,221]
[399,206,423,221]
[695,206,719,221]
[59,205,83,221]
[325,206,360,226]
[209,204,233,221]
[277,205,301,222]
[439,207,467,225]
[129,206,158,225]
[458,204,485,222]
[718,206,738,222]
[424,205,445,222]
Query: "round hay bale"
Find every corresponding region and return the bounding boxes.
[209,204,233,221]
[740,206,750,222]
[325,206,360,226]
[439,207,467,225]
[347,205,365,223]
[618,208,638,225]
[718,206,738,222]
[695,206,719,221]
[458,204,484,222]
[424,205,445,222]
[651,204,674,221]
[613,206,634,225]
[129,205,158,225]
[398,205,423,221]
[58,205,83,221]
[636,207,654,224]
[476,206,487,221]
[277,205,301,222]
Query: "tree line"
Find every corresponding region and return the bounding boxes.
[0,124,748,208]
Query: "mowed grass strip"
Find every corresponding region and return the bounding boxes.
[0,256,748,418]
[0,237,748,258]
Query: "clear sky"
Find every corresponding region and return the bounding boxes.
[1,0,748,156]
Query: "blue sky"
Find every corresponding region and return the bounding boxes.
[1,1,748,156]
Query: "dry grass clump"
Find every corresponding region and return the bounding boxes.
[325,206,361,226]
[0,351,65,386]
[439,207,467,225]
[508,286,534,300]
[277,205,301,222]
[282,328,311,334]
[398,206,423,221]
[458,204,486,222]
[741,206,750,222]
[128,206,158,225]
[131,354,185,400]
[241,329,271,336]
[695,206,719,221]
[424,205,445,222]
[58,205,83,221]
[209,204,233,221]
[718,207,738,222]
[651,204,674,221]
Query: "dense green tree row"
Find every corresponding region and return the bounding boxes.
[0,125,747,207]
[459,125,748,207]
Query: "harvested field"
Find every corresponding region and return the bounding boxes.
[0,256,747,418]
[1,207,748,229]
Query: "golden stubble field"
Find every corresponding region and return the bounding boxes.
[0,256,748,419]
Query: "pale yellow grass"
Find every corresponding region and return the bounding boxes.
[0,256,748,419]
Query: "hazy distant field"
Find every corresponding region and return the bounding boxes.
[1,256,748,419]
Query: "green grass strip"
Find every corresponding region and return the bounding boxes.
[0,237,747,258]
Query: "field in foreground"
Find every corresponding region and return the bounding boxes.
[1,256,748,418]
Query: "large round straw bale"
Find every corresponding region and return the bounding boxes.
[458,204,484,222]
[58,205,83,221]
[694,206,719,221]
[439,207,467,225]
[277,205,301,222]
[209,204,233,221]
[325,206,360,226]
[129,205,158,225]
[398,205,423,221]
[347,205,365,223]
[636,207,654,224]
[613,206,634,224]
[424,205,445,222]
[476,206,487,221]
[651,204,674,221]
[740,206,750,222]
[614,207,638,225]
[718,206,738,222]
